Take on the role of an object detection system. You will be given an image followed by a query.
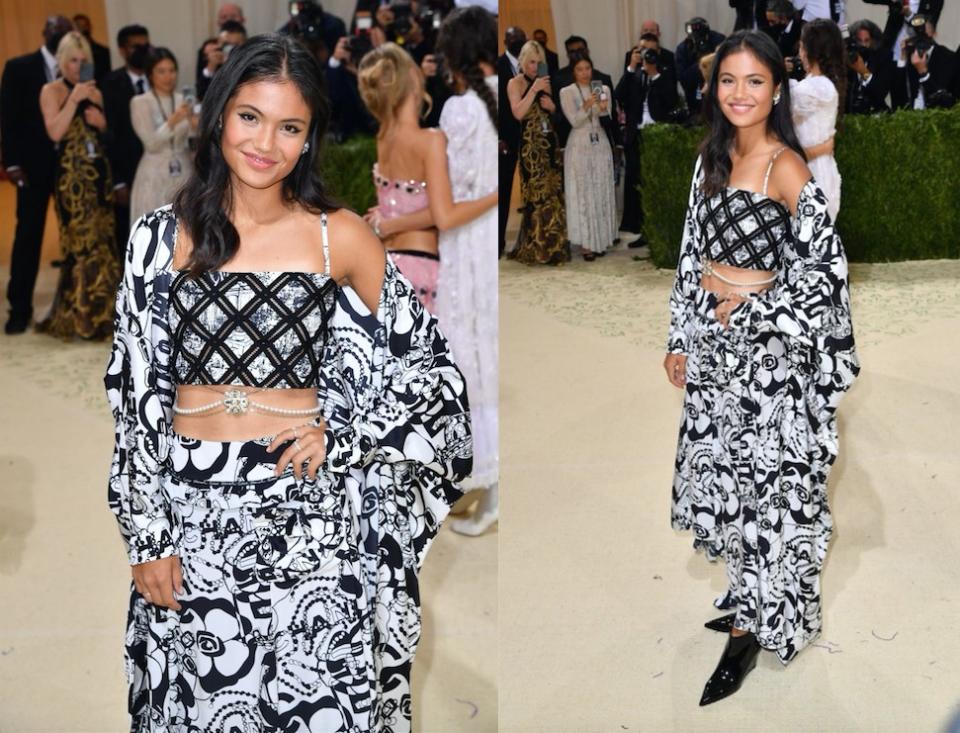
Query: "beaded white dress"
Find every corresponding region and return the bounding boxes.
[434,76,498,490]
[789,75,841,222]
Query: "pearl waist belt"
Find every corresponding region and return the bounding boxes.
[702,257,777,287]
[173,387,322,417]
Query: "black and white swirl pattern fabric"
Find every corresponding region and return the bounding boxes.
[666,157,859,664]
[105,205,472,731]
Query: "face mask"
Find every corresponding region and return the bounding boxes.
[507,39,525,57]
[45,31,68,54]
[128,43,151,70]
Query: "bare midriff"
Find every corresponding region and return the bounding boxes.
[172,385,323,441]
[701,258,776,298]
[384,228,439,256]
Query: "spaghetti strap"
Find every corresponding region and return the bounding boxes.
[762,146,789,197]
[320,211,330,276]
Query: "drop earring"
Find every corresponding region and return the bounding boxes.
[772,91,781,105]
[301,142,310,155]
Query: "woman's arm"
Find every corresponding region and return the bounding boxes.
[508,75,542,121]
[40,82,80,142]
[560,84,592,127]
[130,95,176,153]
[804,136,834,161]
[331,208,387,313]
[382,131,495,236]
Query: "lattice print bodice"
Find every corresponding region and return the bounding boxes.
[169,271,337,388]
[699,187,790,271]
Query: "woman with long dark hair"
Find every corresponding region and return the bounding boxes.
[129,47,195,224]
[105,34,471,731]
[791,18,846,221]
[663,30,859,705]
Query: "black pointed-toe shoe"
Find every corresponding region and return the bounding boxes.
[704,613,736,632]
[699,632,762,706]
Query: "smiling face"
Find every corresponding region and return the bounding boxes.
[715,49,778,130]
[220,79,311,192]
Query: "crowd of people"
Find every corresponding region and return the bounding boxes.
[498,0,959,264]
[1,2,497,729]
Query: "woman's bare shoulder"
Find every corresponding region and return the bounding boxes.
[770,147,813,212]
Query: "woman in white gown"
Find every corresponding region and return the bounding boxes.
[559,52,616,260]
[366,6,500,535]
[129,47,194,225]
[789,19,846,222]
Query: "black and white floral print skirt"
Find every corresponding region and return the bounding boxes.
[126,429,424,732]
[671,286,836,665]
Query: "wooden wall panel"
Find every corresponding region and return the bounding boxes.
[498,0,557,56]
[1,0,109,68]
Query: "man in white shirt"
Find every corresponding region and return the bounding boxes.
[0,15,73,333]
[498,26,526,256]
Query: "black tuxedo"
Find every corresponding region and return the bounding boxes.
[102,67,145,256]
[891,43,957,109]
[847,47,895,113]
[551,65,616,149]
[614,67,679,233]
[0,49,58,321]
[497,53,520,256]
[89,39,111,83]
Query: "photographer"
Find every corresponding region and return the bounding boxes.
[891,15,957,110]
[761,0,803,60]
[621,20,675,75]
[863,0,942,62]
[615,33,679,242]
[326,34,378,140]
[845,19,893,113]
[675,17,724,116]
[196,21,247,101]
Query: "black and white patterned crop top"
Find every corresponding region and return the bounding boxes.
[168,213,338,389]
[699,147,792,271]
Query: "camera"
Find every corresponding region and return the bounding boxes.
[345,34,373,65]
[904,14,934,57]
[288,0,326,43]
[845,38,869,66]
[685,17,713,58]
[643,48,658,66]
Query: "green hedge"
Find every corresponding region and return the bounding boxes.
[641,106,960,269]
[318,135,378,215]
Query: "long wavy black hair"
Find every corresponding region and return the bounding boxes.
[699,30,805,198]
[173,33,338,276]
[800,18,847,125]
[435,5,498,132]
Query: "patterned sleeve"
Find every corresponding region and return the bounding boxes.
[666,155,703,354]
[321,260,473,483]
[729,181,859,405]
[104,216,178,565]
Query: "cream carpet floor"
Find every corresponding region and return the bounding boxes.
[0,180,496,731]
[499,249,960,733]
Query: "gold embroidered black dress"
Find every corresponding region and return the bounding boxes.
[512,75,567,265]
[36,89,119,340]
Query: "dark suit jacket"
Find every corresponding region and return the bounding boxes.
[0,50,57,181]
[675,31,725,113]
[543,47,560,76]
[102,67,144,188]
[614,67,679,144]
[90,39,111,83]
[497,54,521,150]
[551,65,615,148]
[863,0,943,54]
[891,42,957,109]
[847,47,895,113]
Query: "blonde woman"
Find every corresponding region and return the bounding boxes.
[36,30,119,339]
[129,47,195,224]
[506,40,566,265]
[358,42,495,312]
